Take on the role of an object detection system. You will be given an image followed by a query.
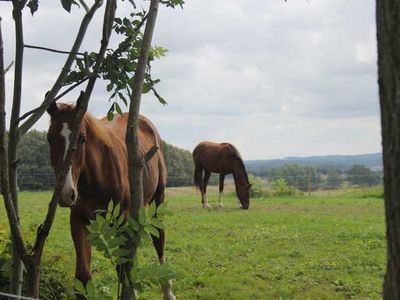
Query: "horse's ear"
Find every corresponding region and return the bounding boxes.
[75,91,85,112]
[47,101,58,116]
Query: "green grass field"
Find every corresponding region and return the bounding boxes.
[0,186,385,299]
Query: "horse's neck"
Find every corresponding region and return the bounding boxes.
[82,126,128,199]
[232,160,248,188]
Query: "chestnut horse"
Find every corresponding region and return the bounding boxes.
[192,141,250,209]
[47,102,175,299]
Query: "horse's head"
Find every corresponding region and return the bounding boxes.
[237,183,251,209]
[47,102,86,207]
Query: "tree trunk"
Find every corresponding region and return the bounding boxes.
[376,1,400,298]
[123,1,160,299]
[2,0,108,298]
[9,1,25,296]
[25,257,40,298]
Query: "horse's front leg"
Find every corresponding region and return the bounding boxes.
[70,210,92,299]
[218,174,225,207]
[202,171,211,208]
[151,229,176,300]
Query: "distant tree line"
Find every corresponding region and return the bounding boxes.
[250,164,382,191]
[11,130,194,190]
[10,130,382,191]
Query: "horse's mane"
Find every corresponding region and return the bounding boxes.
[82,113,115,148]
[227,143,250,185]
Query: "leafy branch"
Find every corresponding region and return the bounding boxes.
[84,200,175,299]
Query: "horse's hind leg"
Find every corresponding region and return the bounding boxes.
[151,188,176,300]
[202,170,211,208]
[218,174,225,207]
[194,164,206,207]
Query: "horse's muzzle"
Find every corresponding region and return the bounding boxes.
[59,189,77,207]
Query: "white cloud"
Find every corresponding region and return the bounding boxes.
[1,0,380,159]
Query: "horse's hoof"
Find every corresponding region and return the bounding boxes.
[217,203,224,208]
[202,203,210,208]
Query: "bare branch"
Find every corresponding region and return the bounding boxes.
[0,14,28,292]
[31,0,116,264]
[18,0,104,137]
[78,0,90,12]
[122,2,160,298]
[17,76,89,122]
[4,60,13,73]
[24,44,86,56]
[126,0,160,216]
[54,76,90,101]
[144,145,158,163]
[8,2,26,295]
[0,15,26,256]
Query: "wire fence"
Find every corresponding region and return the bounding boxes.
[251,171,384,192]
[0,291,38,300]
[15,171,384,192]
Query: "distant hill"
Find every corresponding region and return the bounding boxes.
[245,153,383,172]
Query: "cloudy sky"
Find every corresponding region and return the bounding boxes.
[0,0,379,160]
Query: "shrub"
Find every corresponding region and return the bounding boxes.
[269,179,297,196]
[248,174,267,198]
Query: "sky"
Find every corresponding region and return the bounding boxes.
[0,0,380,160]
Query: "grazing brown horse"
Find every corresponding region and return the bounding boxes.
[47,102,175,300]
[192,141,250,209]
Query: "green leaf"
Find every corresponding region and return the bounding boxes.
[106,83,114,92]
[87,220,99,233]
[115,102,123,116]
[74,279,86,296]
[154,92,167,105]
[151,218,165,230]
[115,257,131,265]
[61,0,73,12]
[117,213,125,226]
[96,215,106,226]
[103,226,117,242]
[139,227,152,241]
[107,106,114,121]
[157,202,169,216]
[118,92,128,106]
[144,224,160,238]
[142,83,151,94]
[86,279,96,298]
[95,240,108,252]
[107,200,114,213]
[113,203,121,217]
[86,232,99,242]
[148,201,157,218]
[112,248,132,258]
[128,218,139,232]
[109,236,127,248]
[138,206,147,225]
[27,0,39,15]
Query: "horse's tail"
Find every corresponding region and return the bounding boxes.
[193,164,202,190]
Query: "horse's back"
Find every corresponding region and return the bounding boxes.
[193,141,237,173]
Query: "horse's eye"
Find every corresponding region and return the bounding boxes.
[79,134,86,144]
[47,137,52,145]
